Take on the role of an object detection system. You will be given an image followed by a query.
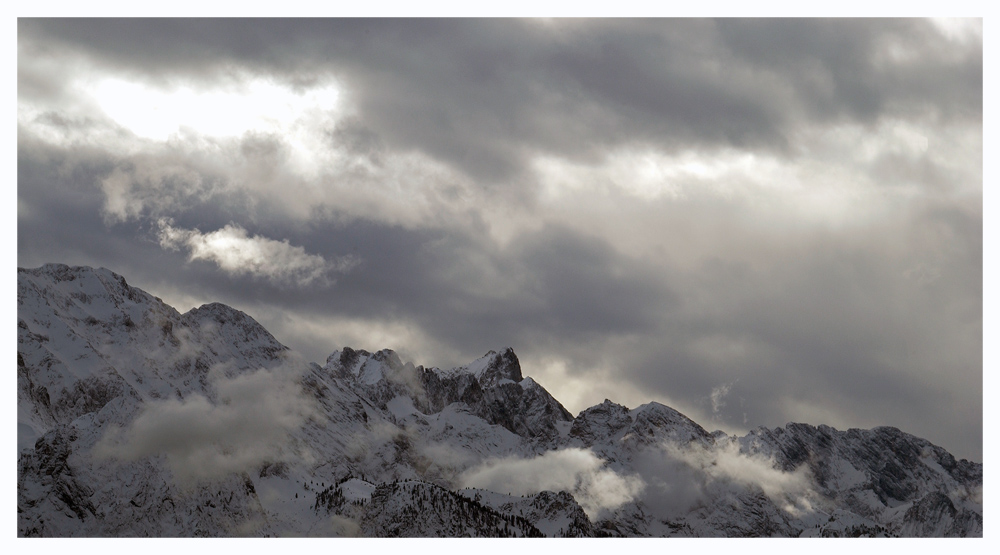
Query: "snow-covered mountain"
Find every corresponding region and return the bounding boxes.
[17,264,983,537]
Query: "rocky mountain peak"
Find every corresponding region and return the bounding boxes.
[371,349,404,371]
[627,402,713,446]
[325,347,407,386]
[569,399,632,443]
[18,263,160,323]
[468,347,523,389]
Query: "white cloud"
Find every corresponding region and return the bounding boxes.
[91,76,341,142]
[24,66,481,230]
[156,219,357,287]
[661,441,817,517]
[528,116,981,267]
[710,381,735,415]
[94,361,319,487]
[458,448,644,520]
[929,18,982,46]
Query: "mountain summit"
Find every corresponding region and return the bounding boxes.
[17,264,982,537]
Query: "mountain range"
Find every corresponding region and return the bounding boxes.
[17,264,983,537]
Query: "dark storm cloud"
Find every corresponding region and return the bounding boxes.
[610,197,982,456]
[222,221,675,362]
[17,130,664,354]
[715,19,983,121]
[19,19,981,183]
[381,223,676,352]
[17,140,133,268]
[17,142,672,366]
[16,19,982,461]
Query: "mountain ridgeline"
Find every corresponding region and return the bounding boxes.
[17,264,983,537]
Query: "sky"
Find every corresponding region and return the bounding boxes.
[15,18,984,461]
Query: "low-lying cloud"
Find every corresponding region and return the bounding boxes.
[157,218,358,287]
[458,448,644,520]
[634,440,818,519]
[94,361,318,486]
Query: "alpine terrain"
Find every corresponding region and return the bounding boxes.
[17,264,983,537]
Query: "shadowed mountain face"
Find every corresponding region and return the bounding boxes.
[17,264,982,537]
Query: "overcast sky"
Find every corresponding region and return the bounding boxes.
[16,18,983,460]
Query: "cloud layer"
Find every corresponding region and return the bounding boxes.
[94,362,318,486]
[17,19,983,460]
[459,448,645,519]
[157,219,357,287]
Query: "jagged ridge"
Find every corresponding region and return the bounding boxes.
[17,264,982,537]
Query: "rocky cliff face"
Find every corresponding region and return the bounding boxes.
[17,264,982,537]
[325,345,573,442]
[735,423,983,537]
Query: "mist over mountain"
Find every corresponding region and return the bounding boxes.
[17,264,982,537]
